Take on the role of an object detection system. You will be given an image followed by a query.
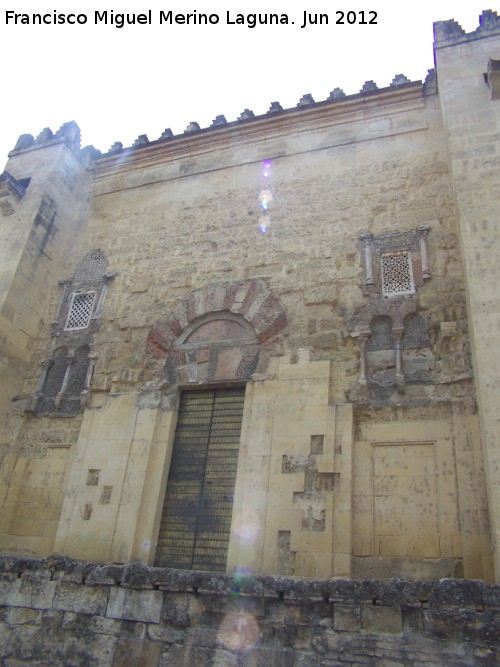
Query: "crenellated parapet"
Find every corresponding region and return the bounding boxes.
[434,9,500,47]
[8,120,102,164]
[9,12,499,164]
[9,73,427,163]
[98,74,425,156]
[10,120,80,154]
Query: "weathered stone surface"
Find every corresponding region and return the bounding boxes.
[112,638,161,667]
[0,558,497,665]
[17,624,64,662]
[53,581,108,615]
[92,616,123,636]
[0,622,13,657]
[86,565,124,587]
[333,603,360,632]
[121,563,154,590]
[185,625,218,647]
[146,623,184,643]
[5,607,39,625]
[360,605,403,634]
[161,591,204,627]
[242,647,293,667]
[1,578,57,610]
[120,620,147,640]
[160,645,214,666]
[107,587,163,623]
[0,557,46,576]
[63,633,118,667]
[351,557,462,582]
[207,650,241,667]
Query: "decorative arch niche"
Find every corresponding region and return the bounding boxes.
[146,279,287,387]
[166,312,260,384]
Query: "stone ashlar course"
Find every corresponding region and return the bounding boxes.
[0,555,498,666]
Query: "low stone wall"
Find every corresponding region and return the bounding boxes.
[0,555,499,666]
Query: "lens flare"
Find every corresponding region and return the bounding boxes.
[218,612,260,653]
[259,189,272,205]
[258,165,273,232]
[259,214,270,233]
[234,509,261,545]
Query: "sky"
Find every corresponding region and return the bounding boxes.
[0,1,494,167]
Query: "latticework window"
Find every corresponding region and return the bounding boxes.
[381,252,415,297]
[65,292,96,330]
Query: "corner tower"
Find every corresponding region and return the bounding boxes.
[434,10,500,580]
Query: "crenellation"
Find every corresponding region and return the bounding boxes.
[328,87,346,100]
[10,78,434,160]
[267,101,283,113]
[390,73,410,87]
[297,93,315,106]
[210,115,227,127]
[159,128,173,140]
[132,134,149,147]
[34,128,54,145]
[12,133,35,152]
[434,10,500,46]
[53,121,81,151]
[9,122,82,159]
[237,108,255,120]
[79,145,102,166]
[184,121,200,133]
[107,142,123,154]
[360,80,378,93]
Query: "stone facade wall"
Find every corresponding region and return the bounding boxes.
[0,556,499,667]
[2,80,488,576]
[0,12,499,586]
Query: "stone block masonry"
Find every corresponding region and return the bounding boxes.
[0,555,498,666]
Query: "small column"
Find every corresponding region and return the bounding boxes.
[93,273,115,318]
[54,355,75,408]
[358,331,371,383]
[359,233,375,285]
[54,280,71,326]
[417,225,431,279]
[393,328,405,394]
[36,358,53,396]
[81,352,98,407]
[348,331,371,404]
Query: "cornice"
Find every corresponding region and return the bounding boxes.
[94,82,426,180]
